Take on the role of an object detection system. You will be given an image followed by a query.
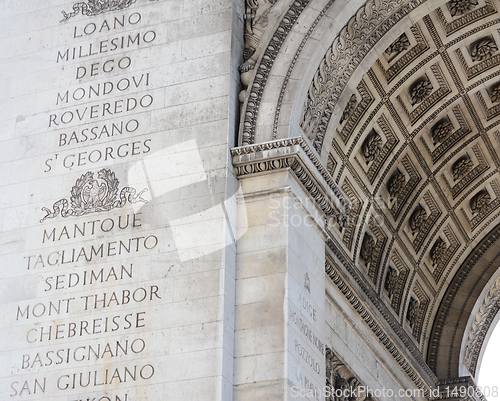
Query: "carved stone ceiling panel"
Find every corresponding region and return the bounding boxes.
[324,0,500,368]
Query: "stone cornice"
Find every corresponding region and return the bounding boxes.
[231,137,350,220]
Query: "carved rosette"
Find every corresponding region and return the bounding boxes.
[410,79,433,105]
[407,297,420,328]
[409,205,427,234]
[430,238,447,267]
[452,156,473,181]
[447,0,478,16]
[360,233,375,265]
[340,94,357,123]
[384,266,398,298]
[385,33,410,55]
[470,38,498,62]
[388,170,406,198]
[362,131,382,162]
[490,84,500,103]
[470,190,491,214]
[432,120,454,144]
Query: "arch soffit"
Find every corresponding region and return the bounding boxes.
[238,0,500,383]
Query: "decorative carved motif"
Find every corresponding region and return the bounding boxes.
[388,170,406,198]
[406,297,420,328]
[438,0,496,36]
[430,238,448,267]
[360,233,375,265]
[376,24,430,84]
[386,33,411,55]
[40,169,148,223]
[325,349,369,401]
[470,190,491,214]
[339,81,375,143]
[464,276,500,376]
[384,266,399,298]
[362,131,382,162]
[448,0,479,16]
[240,0,276,70]
[339,94,357,124]
[410,79,433,105]
[470,37,498,62]
[490,83,500,103]
[397,63,452,126]
[452,156,473,181]
[432,119,454,145]
[304,273,311,293]
[60,0,150,22]
[409,205,427,234]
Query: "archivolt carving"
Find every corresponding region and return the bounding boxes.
[463,276,500,376]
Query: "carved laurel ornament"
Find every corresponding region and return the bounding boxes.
[464,277,500,374]
[470,190,491,214]
[432,119,454,144]
[448,0,479,16]
[339,94,357,123]
[360,233,375,264]
[388,170,406,198]
[385,33,410,55]
[40,169,148,223]
[452,156,473,181]
[470,37,498,62]
[410,79,433,105]
[409,205,427,234]
[60,0,150,22]
[490,84,500,103]
[430,238,447,267]
[362,131,383,162]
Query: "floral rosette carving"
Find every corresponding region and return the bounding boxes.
[360,233,375,265]
[362,131,382,162]
[407,298,419,328]
[410,79,433,105]
[388,170,406,198]
[470,38,498,62]
[490,84,500,103]
[384,267,398,298]
[430,238,447,267]
[432,120,454,144]
[340,94,357,123]
[409,205,427,234]
[470,190,491,214]
[385,33,410,55]
[448,0,478,16]
[452,156,473,181]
